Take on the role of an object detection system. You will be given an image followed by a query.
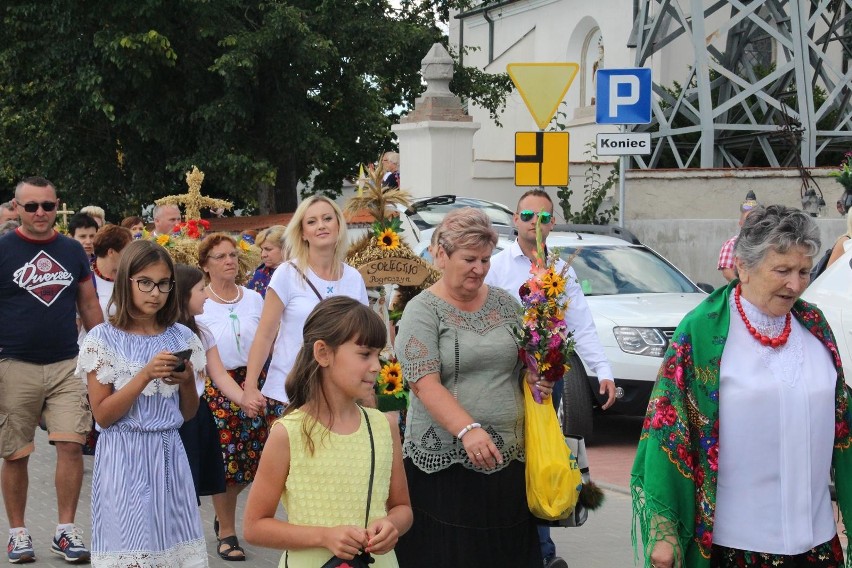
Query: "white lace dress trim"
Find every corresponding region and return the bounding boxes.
[77,330,205,397]
[91,538,207,568]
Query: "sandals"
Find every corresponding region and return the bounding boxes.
[217,535,246,562]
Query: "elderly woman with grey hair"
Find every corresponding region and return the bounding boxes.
[394,207,544,567]
[631,205,852,568]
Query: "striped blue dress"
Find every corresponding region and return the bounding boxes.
[76,323,208,568]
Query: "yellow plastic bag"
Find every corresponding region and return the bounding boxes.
[524,382,582,520]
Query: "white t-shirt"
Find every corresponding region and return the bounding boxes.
[196,287,264,370]
[78,272,116,347]
[94,273,115,319]
[263,262,368,403]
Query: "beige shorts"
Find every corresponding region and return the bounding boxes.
[0,358,91,460]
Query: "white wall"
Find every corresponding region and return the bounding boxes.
[452,0,633,166]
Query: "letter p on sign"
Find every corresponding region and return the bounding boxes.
[595,68,652,125]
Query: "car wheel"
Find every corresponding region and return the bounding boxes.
[562,355,595,442]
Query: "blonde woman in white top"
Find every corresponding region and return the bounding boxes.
[244,196,368,419]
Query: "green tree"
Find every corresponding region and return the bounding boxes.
[0,1,511,217]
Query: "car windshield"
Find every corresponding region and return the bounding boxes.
[558,245,699,296]
[411,201,514,230]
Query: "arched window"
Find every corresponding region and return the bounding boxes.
[580,28,604,108]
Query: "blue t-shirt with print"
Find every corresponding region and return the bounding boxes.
[0,229,93,363]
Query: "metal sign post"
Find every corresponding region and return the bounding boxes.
[594,68,653,227]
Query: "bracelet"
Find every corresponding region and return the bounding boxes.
[457,422,481,440]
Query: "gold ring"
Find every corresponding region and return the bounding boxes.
[475,452,482,456]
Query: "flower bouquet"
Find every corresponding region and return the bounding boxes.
[375,356,409,412]
[514,218,577,403]
[175,218,211,240]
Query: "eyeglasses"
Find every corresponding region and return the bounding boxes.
[209,252,238,261]
[130,277,175,293]
[518,210,553,224]
[21,201,57,213]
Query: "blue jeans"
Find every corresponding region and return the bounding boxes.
[537,524,556,561]
[552,377,564,415]
[537,377,564,561]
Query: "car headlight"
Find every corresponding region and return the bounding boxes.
[613,327,668,357]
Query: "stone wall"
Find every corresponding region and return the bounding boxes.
[628,218,847,288]
[625,167,845,220]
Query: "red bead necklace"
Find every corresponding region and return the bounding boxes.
[92,261,114,282]
[734,284,791,348]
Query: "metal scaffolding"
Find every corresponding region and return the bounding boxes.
[630,0,852,168]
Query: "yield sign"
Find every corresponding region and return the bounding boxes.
[507,63,580,130]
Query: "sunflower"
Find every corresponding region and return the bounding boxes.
[156,234,170,246]
[541,269,566,297]
[377,228,400,250]
[380,375,403,396]
[380,360,402,383]
[378,360,404,396]
[237,239,251,252]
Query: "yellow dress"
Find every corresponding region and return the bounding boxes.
[276,408,399,568]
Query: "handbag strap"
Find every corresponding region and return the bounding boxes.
[284,406,376,568]
[290,262,323,301]
[359,405,376,529]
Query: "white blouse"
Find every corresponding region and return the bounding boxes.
[196,287,263,370]
[714,294,837,554]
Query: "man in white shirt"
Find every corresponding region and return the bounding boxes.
[151,204,181,236]
[484,188,616,568]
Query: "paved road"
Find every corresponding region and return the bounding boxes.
[3,424,640,567]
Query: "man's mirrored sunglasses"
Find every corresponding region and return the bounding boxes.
[518,210,553,224]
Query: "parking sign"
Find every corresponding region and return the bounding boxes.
[595,68,652,124]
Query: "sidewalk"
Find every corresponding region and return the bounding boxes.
[2,428,639,567]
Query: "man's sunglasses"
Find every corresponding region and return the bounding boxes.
[518,210,553,224]
[21,201,57,213]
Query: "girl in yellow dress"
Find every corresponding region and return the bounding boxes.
[243,296,412,567]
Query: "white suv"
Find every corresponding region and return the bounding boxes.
[545,226,710,440]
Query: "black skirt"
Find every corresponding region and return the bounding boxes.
[178,398,226,498]
[396,459,542,568]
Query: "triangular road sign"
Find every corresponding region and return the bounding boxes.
[507,63,580,130]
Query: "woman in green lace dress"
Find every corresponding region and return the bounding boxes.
[394,208,550,567]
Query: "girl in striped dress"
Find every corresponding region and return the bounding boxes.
[243,297,412,567]
[76,241,208,567]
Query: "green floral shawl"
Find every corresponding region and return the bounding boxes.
[631,282,852,568]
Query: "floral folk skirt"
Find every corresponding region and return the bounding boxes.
[265,396,288,429]
[203,366,269,485]
[711,535,844,567]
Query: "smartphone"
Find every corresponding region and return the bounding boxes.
[171,349,193,373]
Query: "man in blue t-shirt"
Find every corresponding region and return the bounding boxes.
[0,177,104,564]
